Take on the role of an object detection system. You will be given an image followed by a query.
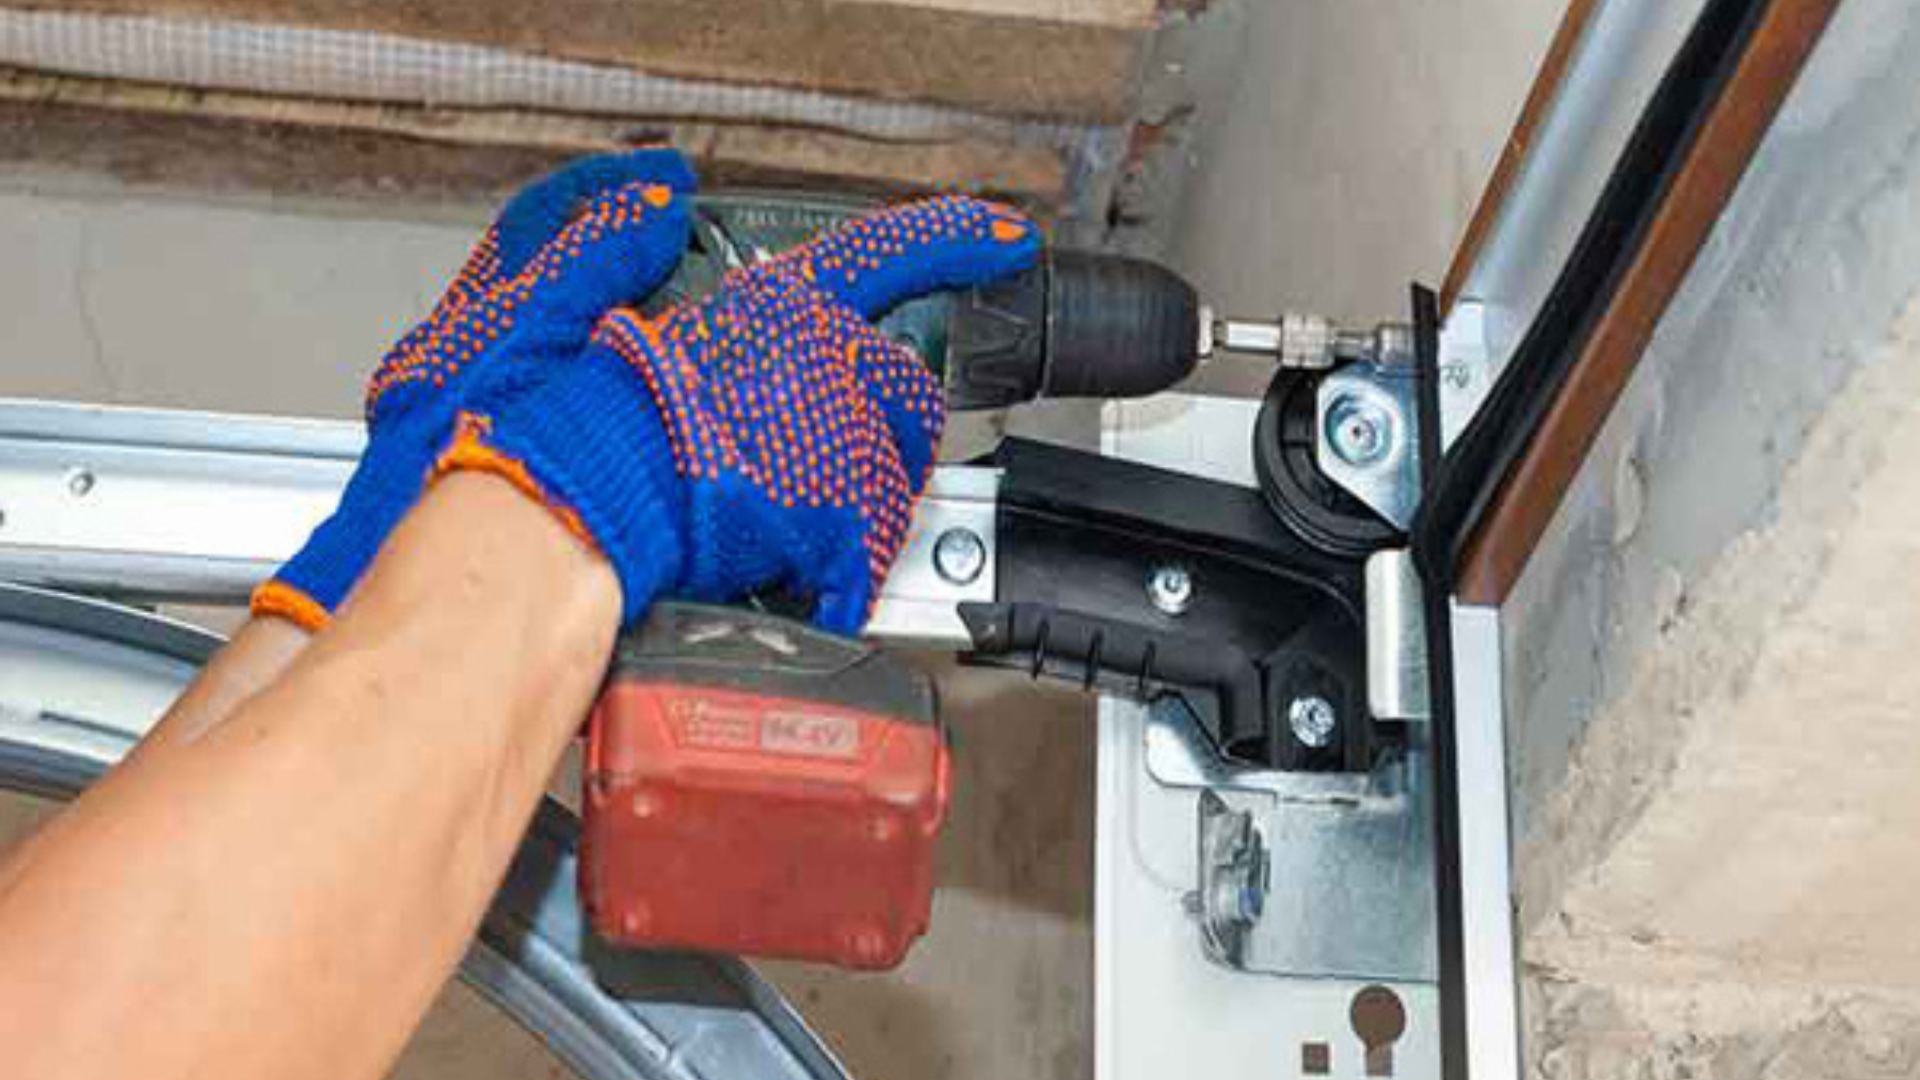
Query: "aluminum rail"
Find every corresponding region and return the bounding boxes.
[0,398,994,647]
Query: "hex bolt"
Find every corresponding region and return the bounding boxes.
[932,527,986,585]
[1324,394,1393,468]
[66,467,96,497]
[1147,565,1194,616]
[1288,696,1338,749]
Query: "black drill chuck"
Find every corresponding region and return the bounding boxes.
[940,250,1202,410]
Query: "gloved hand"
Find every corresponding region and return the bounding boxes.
[435,195,1040,633]
[252,149,697,630]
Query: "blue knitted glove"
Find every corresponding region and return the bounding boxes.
[252,150,696,629]
[436,195,1040,633]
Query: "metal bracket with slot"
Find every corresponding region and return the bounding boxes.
[1187,790,1269,969]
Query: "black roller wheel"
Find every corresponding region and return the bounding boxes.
[1253,368,1403,558]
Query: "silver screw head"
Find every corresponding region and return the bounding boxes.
[66,467,96,497]
[1288,695,1338,748]
[932,528,986,585]
[1324,394,1393,467]
[1147,565,1194,616]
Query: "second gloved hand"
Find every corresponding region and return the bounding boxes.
[436,195,1040,633]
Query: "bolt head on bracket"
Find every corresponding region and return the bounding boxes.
[1314,367,1422,531]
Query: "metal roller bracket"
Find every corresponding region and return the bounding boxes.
[1315,361,1423,531]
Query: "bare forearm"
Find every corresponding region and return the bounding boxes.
[139,617,312,751]
[0,473,619,1080]
[0,618,310,878]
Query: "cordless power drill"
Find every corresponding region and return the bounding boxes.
[578,196,1208,970]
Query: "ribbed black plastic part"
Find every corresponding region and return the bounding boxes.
[1041,250,1200,399]
[942,250,1200,409]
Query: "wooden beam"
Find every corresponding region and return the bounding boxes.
[31,0,1157,123]
[0,68,1069,206]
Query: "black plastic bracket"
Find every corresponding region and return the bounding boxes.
[958,438,1374,773]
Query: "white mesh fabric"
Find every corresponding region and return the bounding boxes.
[0,8,1078,145]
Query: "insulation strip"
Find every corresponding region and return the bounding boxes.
[0,8,1084,146]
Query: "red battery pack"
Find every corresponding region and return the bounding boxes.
[580,603,949,970]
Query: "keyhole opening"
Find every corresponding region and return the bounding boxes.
[1350,984,1406,1077]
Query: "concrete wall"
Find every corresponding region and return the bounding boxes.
[1507,0,1920,901]
[0,174,482,417]
[1503,0,1920,1072]
[1171,0,1566,396]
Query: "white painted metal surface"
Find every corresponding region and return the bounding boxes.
[1096,395,1440,1080]
[1448,604,1520,1080]
[1095,696,1441,1080]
